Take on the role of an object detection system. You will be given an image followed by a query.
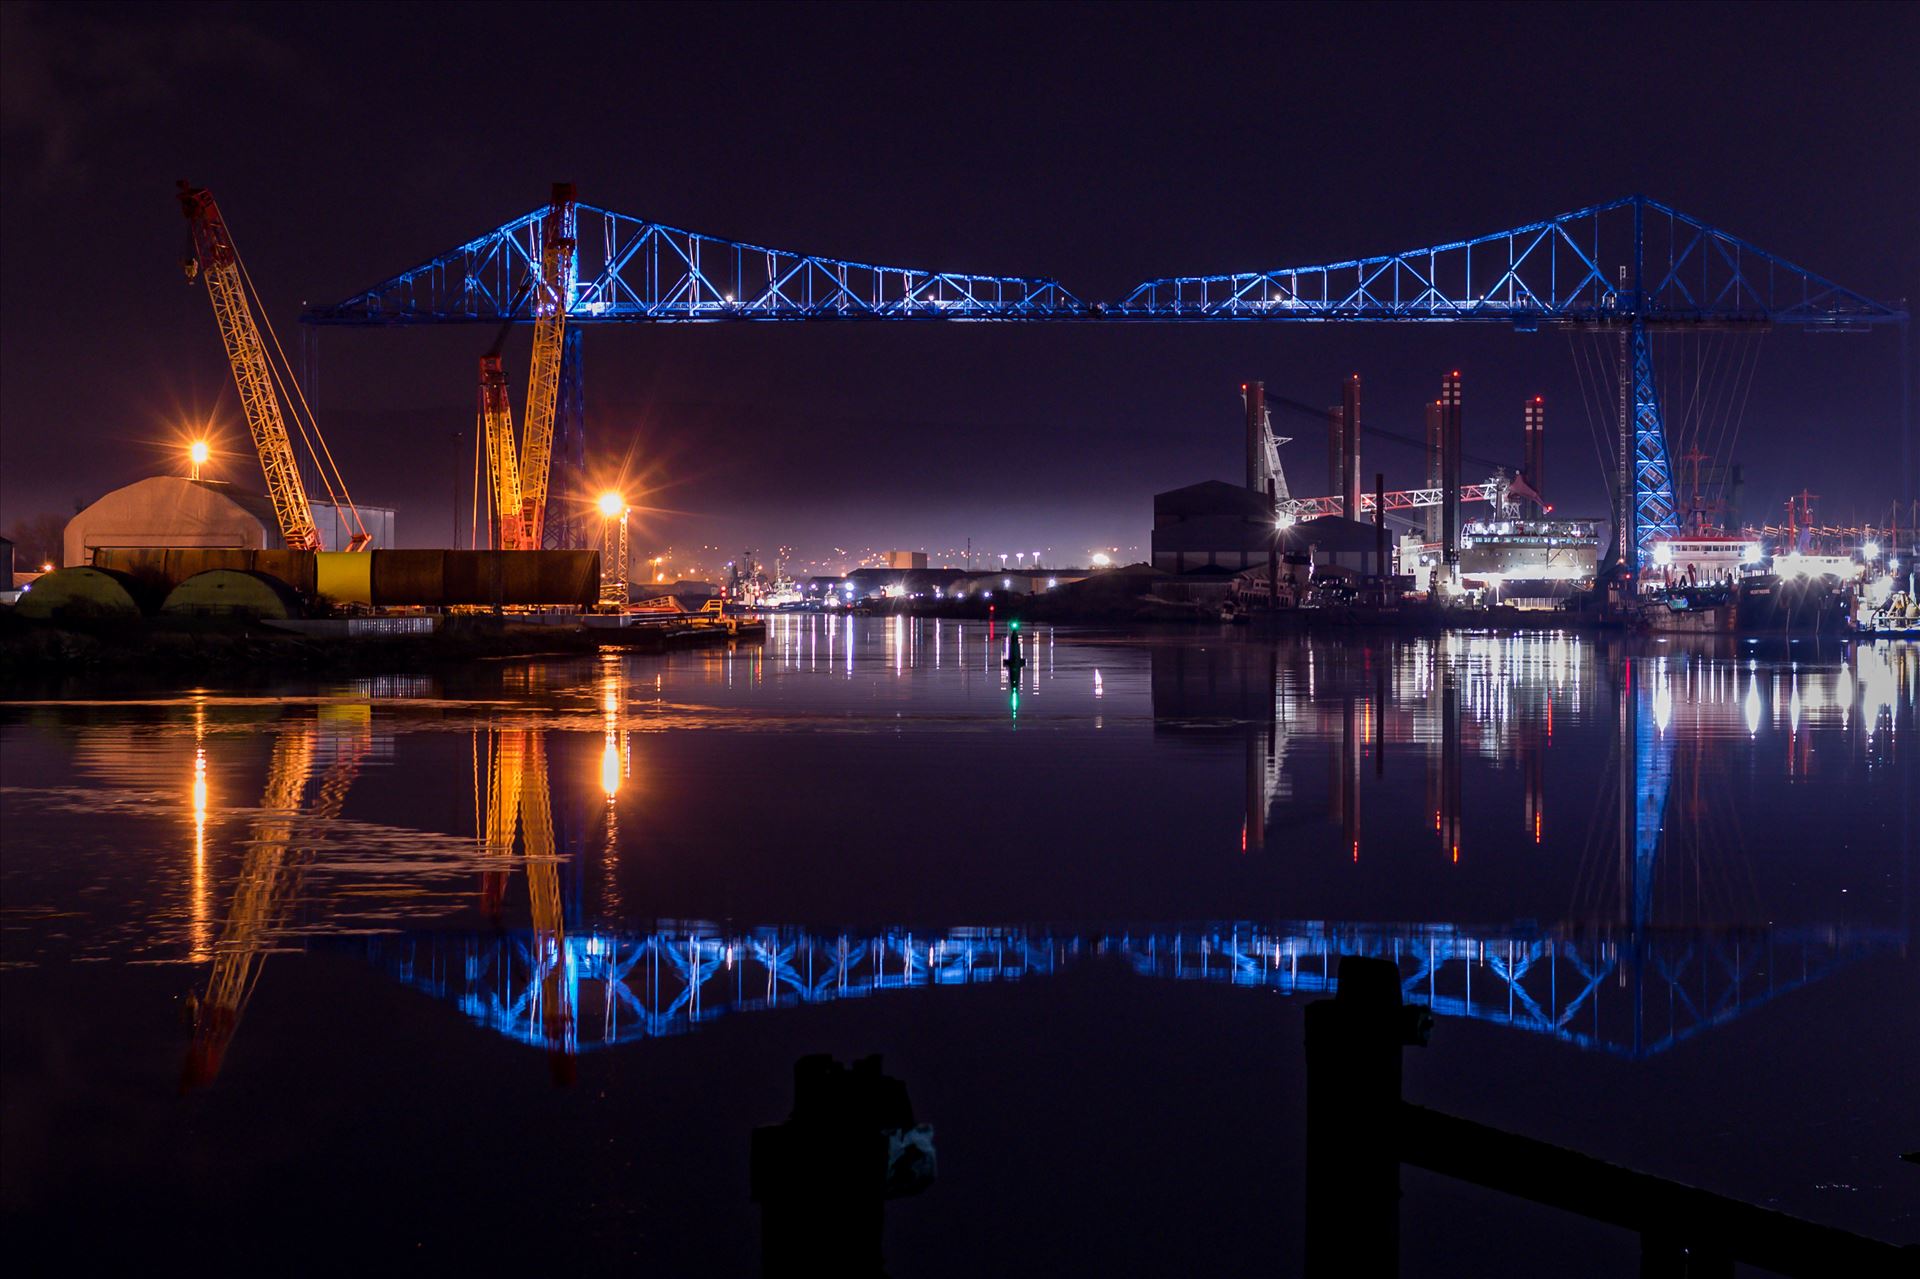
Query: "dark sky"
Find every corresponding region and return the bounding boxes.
[3,1,1915,566]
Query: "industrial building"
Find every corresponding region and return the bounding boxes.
[62,477,395,567]
[1149,480,1275,573]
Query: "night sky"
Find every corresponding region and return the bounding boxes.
[3,2,1915,567]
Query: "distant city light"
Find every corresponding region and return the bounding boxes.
[1091,552,1112,567]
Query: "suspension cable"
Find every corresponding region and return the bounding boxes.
[231,238,368,543]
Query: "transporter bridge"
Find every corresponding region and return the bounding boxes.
[304,192,1907,573]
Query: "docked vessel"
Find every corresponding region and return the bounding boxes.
[1459,517,1602,609]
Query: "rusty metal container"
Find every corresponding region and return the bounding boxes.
[368,550,447,606]
[369,550,598,606]
[82,546,597,608]
[92,547,319,597]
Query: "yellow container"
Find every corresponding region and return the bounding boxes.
[316,551,374,606]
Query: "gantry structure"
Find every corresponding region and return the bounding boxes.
[366,917,1898,1062]
[303,192,1907,571]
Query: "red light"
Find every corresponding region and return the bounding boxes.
[1451,370,1460,377]
[1535,395,1543,402]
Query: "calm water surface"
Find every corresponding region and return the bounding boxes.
[3,619,1914,1271]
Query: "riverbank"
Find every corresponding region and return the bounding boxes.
[0,612,757,687]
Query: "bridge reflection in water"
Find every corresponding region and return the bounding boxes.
[363,634,1910,1069]
[367,917,1899,1063]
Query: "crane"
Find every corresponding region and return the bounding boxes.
[179,182,369,551]
[474,184,576,550]
[182,715,369,1089]
[520,184,577,548]
[478,283,534,550]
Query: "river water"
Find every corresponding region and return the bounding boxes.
[2,618,1914,1271]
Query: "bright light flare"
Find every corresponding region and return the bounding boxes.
[189,440,210,465]
[600,740,621,798]
[597,490,626,518]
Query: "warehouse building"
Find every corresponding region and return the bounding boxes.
[63,477,395,566]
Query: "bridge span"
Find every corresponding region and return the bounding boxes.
[301,192,1908,572]
[367,917,1900,1063]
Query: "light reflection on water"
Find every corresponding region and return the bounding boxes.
[3,619,1916,1263]
[1,623,1913,1059]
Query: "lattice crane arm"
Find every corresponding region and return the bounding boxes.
[178,183,323,552]
[479,355,528,550]
[518,184,577,547]
[183,721,368,1089]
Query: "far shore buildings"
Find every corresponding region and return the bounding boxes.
[1149,480,1390,578]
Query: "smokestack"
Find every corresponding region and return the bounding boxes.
[1245,381,1265,494]
[1342,374,1362,522]
[1524,396,1545,516]
[1327,406,1343,500]
[1441,371,1463,579]
[1425,398,1443,543]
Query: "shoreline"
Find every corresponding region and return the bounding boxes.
[0,613,756,690]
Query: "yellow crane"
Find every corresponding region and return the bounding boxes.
[182,714,369,1088]
[477,184,575,550]
[178,183,369,551]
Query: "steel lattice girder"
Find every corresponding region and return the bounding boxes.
[365,918,1897,1060]
[1629,321,1681,552]
[1279,482,1501,521]
[1111,196,1906,327]
[302,194,1903,328]
[304,203,1086,325]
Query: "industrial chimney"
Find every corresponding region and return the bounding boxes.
[1341,374,1362,521]
[1523,396,1545,516]
[1441,371,1463,579]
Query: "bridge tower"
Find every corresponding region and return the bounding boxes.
[546,329,588,549]
[1619,200,1682,570]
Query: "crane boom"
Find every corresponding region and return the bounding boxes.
[518,184,577,547]
[183,717,368,1088]
[178,183,323,552]
[479,354,529,549]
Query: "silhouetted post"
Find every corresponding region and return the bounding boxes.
[1374,471,1387,605]
[751,1053,934,1278]
[1267,477,1280,611]
[1304,956,1431,1275]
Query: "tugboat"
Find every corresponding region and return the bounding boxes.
[1857,588,1920,638]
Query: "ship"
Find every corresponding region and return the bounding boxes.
[1458,516,1602,609]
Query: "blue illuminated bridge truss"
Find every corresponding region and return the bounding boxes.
[303,194,1906,570]
[364,918,1900,1062]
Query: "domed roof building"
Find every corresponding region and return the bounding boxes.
[62,477,393,566]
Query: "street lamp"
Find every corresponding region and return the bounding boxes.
[597,491,629,609]
[188,440,210,480]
